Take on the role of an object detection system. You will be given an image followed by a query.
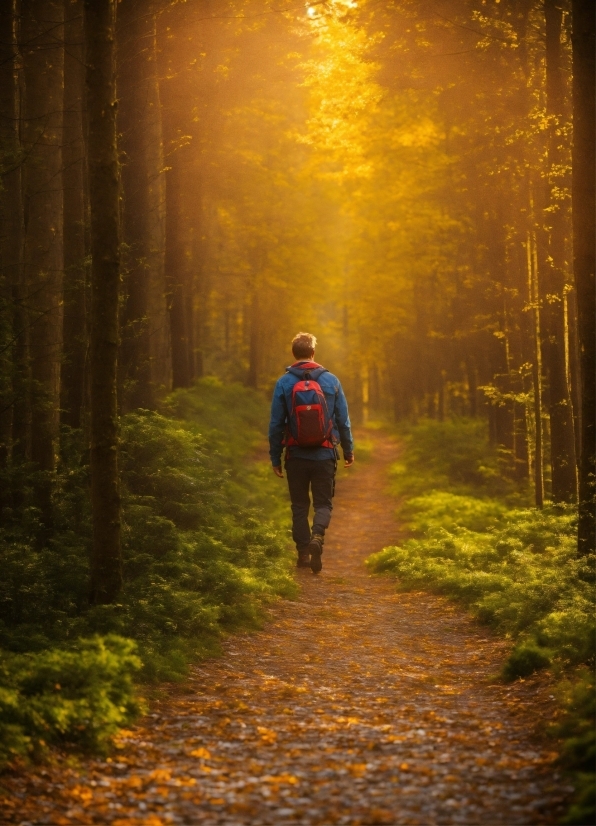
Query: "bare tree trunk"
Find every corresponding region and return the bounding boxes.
[84,0,122,604]
[567,284,582,463]
[0,0,23,512]
[465,355,478,418]
[21,0,64,530]
[163,145,191,388]
[247,287,259,390]
[191,223,207,379]
[61,0,88,430]
[6,3,29,475]
[571,0,595,554]
[0,1,18,436]
[543,0,578,502]
[117,0,166,410]
[528,231,544,508]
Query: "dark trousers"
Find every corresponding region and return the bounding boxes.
[285,458,336,550]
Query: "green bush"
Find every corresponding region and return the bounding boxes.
[402,491,509,534]
[0,636,142,765]
[0,381,295,766]
[557,671,596,825]
[389,418,523,500]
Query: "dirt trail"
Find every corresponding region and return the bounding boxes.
[3,431,571,825]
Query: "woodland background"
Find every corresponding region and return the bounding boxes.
[0,0,594,820]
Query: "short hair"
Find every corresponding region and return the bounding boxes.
[292,331,317,359]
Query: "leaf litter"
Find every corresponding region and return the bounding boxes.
[0,432,572,825]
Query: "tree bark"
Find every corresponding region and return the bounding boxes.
[164,153,191,389]
[84,0,122,604]
[4,2,29,474]
[0,0,23,510]
[543,0,578,502]
[61,0,88,430]
[571,0,595,554]
[528,231,544,508]
[21,0,65,529]
[117,0,167,410]
[191,223,207,379]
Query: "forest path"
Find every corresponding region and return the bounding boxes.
[5,431,570,826]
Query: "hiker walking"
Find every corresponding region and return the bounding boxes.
[269,332,354,573]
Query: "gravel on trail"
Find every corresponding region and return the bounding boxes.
[1,431,572,826]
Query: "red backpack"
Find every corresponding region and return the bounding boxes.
[285,363,336,449]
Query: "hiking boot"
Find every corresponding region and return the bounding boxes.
[308,534,324,574]
[296,548,310,568]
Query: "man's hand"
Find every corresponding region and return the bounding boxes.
[344,455,355,468]
[272,465,284,478]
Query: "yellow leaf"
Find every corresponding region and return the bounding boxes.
[148,769,171,783]
[190,747,211,759]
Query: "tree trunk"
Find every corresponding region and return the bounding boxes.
[61,0,88,430]
[543,0,578,502]
[4,2,29,474]
[566,284,582,463]
[21,0,65,530]
[571,0,595,554]
[164,146,191,389]
[0,0,22,512]
[117,0,166,410]
[84,0,122,604]
[247,288,259,390]
[0,1,19,442]
[465,355,478,418]
[191,223,207,379]
[528,231,544,508]
[368,362,381,414]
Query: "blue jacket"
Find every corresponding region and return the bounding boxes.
[269,361,354,466]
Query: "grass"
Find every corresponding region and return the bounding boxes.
[0,378,294,767]
[366,418,595,825]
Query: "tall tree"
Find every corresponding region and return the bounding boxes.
[571,0,595,554]
[164,147,192,389]
[61,0,88,431]
[0,0,23,478]
[117,0,167,410]
[84,0,122,604]
[543,0,577,503]
[21,0,65,528]
[157,9,194,390]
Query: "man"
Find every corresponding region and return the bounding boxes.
[269,332,354,573]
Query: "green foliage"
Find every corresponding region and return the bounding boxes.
[389,419,526,501]
[0,636,142,765]
[557,671,596,825]
[0,381,294,766]
[402,492,508,534]
[164,377,267,459]
[368,419,595,821]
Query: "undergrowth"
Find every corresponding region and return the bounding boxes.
[0,378,293,767]
[367,418,595,824]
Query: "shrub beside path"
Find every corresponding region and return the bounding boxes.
[1,431,572,825]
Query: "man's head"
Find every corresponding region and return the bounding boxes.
[291,331,317,361]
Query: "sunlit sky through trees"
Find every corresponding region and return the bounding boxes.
[156,0,573,430]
